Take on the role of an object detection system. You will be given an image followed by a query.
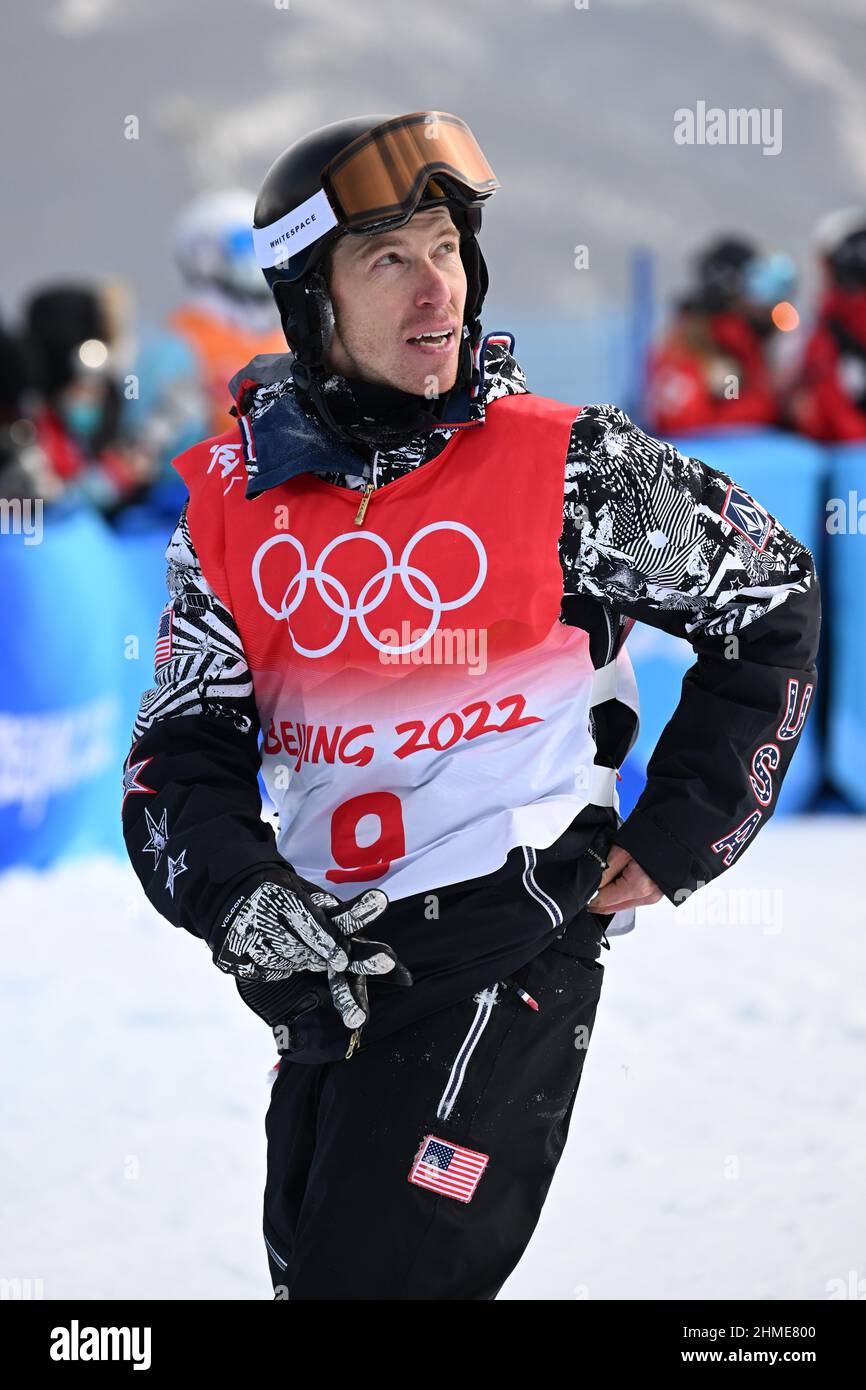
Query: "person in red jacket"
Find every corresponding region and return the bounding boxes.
[23,284,156,515]
[787,208,866,442]
[644,236,795,436]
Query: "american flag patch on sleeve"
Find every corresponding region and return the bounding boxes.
[408,1133,489,1203]
[154,605,174,666]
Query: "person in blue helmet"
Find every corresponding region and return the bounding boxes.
[124,189,285,519]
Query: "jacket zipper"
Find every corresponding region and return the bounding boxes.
[353,450,379,525]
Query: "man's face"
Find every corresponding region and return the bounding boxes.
[322,206,468,395]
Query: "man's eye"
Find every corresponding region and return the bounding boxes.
[373,241,457,268]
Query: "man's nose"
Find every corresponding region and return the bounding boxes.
[413,261,452,307]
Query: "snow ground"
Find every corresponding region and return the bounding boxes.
[0,817,863,1301]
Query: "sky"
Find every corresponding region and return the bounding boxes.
[2,0,864,332]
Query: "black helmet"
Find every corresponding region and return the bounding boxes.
[24,284,112,395]
[814,208,866,291]
[252,111,498,417]
[689,236,758,314]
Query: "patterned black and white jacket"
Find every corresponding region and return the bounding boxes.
[122,335,820,1045]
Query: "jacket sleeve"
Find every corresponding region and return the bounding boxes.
[561,404,820,903]
[121,500,291,955]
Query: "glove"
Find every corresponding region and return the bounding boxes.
[317,891,414,1030]
[212,875,389,983]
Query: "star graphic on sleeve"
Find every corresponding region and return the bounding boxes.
[142,807,169,866]
[121,754,156,816]
[165,850,188,898]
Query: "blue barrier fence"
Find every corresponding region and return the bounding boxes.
[827,442,866,812]
[0,504,167,868]
[0,429,859,870]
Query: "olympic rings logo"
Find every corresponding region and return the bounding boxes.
[251,522,487,658]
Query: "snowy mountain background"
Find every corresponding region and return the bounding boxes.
[2,0,865,340]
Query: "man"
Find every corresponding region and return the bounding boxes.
[122,111,819,1300]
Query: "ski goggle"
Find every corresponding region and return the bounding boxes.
[253,111,499,272]
[323,111,499,230]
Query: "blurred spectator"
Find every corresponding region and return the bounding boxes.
[23,283,157,518]
[644,236,796,435]
[786,208,866,442]
[0,314,56,502]
[124,188,286,495]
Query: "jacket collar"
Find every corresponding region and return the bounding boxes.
[229,331,525,500]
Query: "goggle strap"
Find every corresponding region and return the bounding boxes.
[253,188,339,270]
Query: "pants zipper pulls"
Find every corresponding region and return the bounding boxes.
[345,1026,362,1059]
[502,978,540,1011]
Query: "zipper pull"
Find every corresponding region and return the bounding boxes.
[354,482,374,526]
[345,1025,362,1059]
[502,977,540,1012]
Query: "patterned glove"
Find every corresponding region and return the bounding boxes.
[318,892,414,1029]
[213,877,389,983]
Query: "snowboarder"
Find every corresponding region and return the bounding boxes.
[122,110,820,1300]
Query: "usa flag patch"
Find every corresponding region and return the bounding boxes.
[720,483,773,550]
[408,1134,489,1203]
[154,605,174,666]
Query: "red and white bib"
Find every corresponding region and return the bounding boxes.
[175,392,638,901]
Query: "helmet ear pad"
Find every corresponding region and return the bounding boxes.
[458,228,488,331]
[305,268,337,357]
[273,268,334,364]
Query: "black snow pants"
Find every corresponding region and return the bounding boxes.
[262,908,607,1300]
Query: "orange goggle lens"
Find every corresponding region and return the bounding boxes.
[322,111,499,231]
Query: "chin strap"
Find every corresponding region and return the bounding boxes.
[289,360,446,450]
[289,359,364,448]
[290,324,477,451]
